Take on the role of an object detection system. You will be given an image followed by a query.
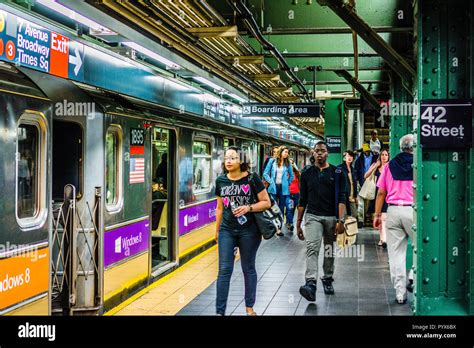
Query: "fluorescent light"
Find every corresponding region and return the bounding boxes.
[122,42,181,69]
[228,93,247,103]
[36,0,110,32]
[194,76,226,92]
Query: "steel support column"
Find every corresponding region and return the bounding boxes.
[413,0,472,315]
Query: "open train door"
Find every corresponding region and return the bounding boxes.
[150,126,177,271]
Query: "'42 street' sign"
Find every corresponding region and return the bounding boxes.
[420,99,472,150]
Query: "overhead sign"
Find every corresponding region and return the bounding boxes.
[0,10,84,79]
[326,136,342,153]
[242,103,320,117]
[420,100,472,149]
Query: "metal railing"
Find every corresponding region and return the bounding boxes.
[51,185,101,315]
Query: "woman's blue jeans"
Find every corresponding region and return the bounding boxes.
[287,193,300,225]
[216,224,261,315]
[272,184,290,224]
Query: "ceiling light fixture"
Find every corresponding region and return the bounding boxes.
[36,0,110,32]
[122,42,181,69]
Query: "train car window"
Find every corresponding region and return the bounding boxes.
[223,138,234,148]
[16,113,47,228]
[105,126,123,211]
[192,140,212,194]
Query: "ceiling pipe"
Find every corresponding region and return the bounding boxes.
[227,0,311,102]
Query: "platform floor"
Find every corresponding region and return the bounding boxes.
[110,227,413,316]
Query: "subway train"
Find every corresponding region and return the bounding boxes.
[0,62,312,315]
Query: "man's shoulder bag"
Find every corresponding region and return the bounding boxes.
[248,172,283,240]
[336,216,359,248]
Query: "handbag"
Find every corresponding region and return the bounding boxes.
[248,173,283,240]
[358,172,376,200]
[336,216,359,248]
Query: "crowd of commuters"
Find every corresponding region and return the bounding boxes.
[213,131,414,315]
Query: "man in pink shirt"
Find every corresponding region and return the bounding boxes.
[374,134,414,304]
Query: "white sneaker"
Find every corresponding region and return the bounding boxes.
[396,294,407,304]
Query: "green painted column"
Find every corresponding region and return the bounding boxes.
[414,0,472,315]
[324,99,344,166]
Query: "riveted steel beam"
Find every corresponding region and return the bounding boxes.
[317,0,415,88]
[334,69,381,111]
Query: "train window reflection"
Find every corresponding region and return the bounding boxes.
[192,140,212,194]
[105,126,122,210]
[17,124,39,219]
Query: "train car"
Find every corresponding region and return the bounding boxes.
[0,64,51,315]
[0,62,311,315]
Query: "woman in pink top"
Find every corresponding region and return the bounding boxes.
[365,149,389,248]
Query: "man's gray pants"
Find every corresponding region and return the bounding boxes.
[386,205,413,300]
[304,213,336,282]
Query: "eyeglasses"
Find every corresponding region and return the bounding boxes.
[224,156,239,162]
[314,149,327,154]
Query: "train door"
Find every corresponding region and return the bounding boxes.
[151,126,175,269]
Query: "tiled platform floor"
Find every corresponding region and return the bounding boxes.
[177,228,413,316]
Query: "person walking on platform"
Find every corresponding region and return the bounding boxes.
[263,145,294,236]
[297,142,347,301]
[261,145,278,179]
[370,130,382,154]
[214,146,271,316]
[373,135,414,304]
[339,150,358,220]
[355,143,378,226]
[286,160,301,233]
[366,148,390,248]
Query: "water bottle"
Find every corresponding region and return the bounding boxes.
[230,201,247,225]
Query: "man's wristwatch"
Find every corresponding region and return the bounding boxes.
[337,218,345,224]
[248,204,253,212]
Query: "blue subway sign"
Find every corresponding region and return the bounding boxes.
[0,10,84,79]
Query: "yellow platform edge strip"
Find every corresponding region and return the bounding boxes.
[105,244,217,316]
[178,237,215,259]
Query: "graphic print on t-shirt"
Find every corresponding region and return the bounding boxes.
[220,183,252,208]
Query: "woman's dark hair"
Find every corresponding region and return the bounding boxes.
[221,146,250,174]
[345,150,355,159]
